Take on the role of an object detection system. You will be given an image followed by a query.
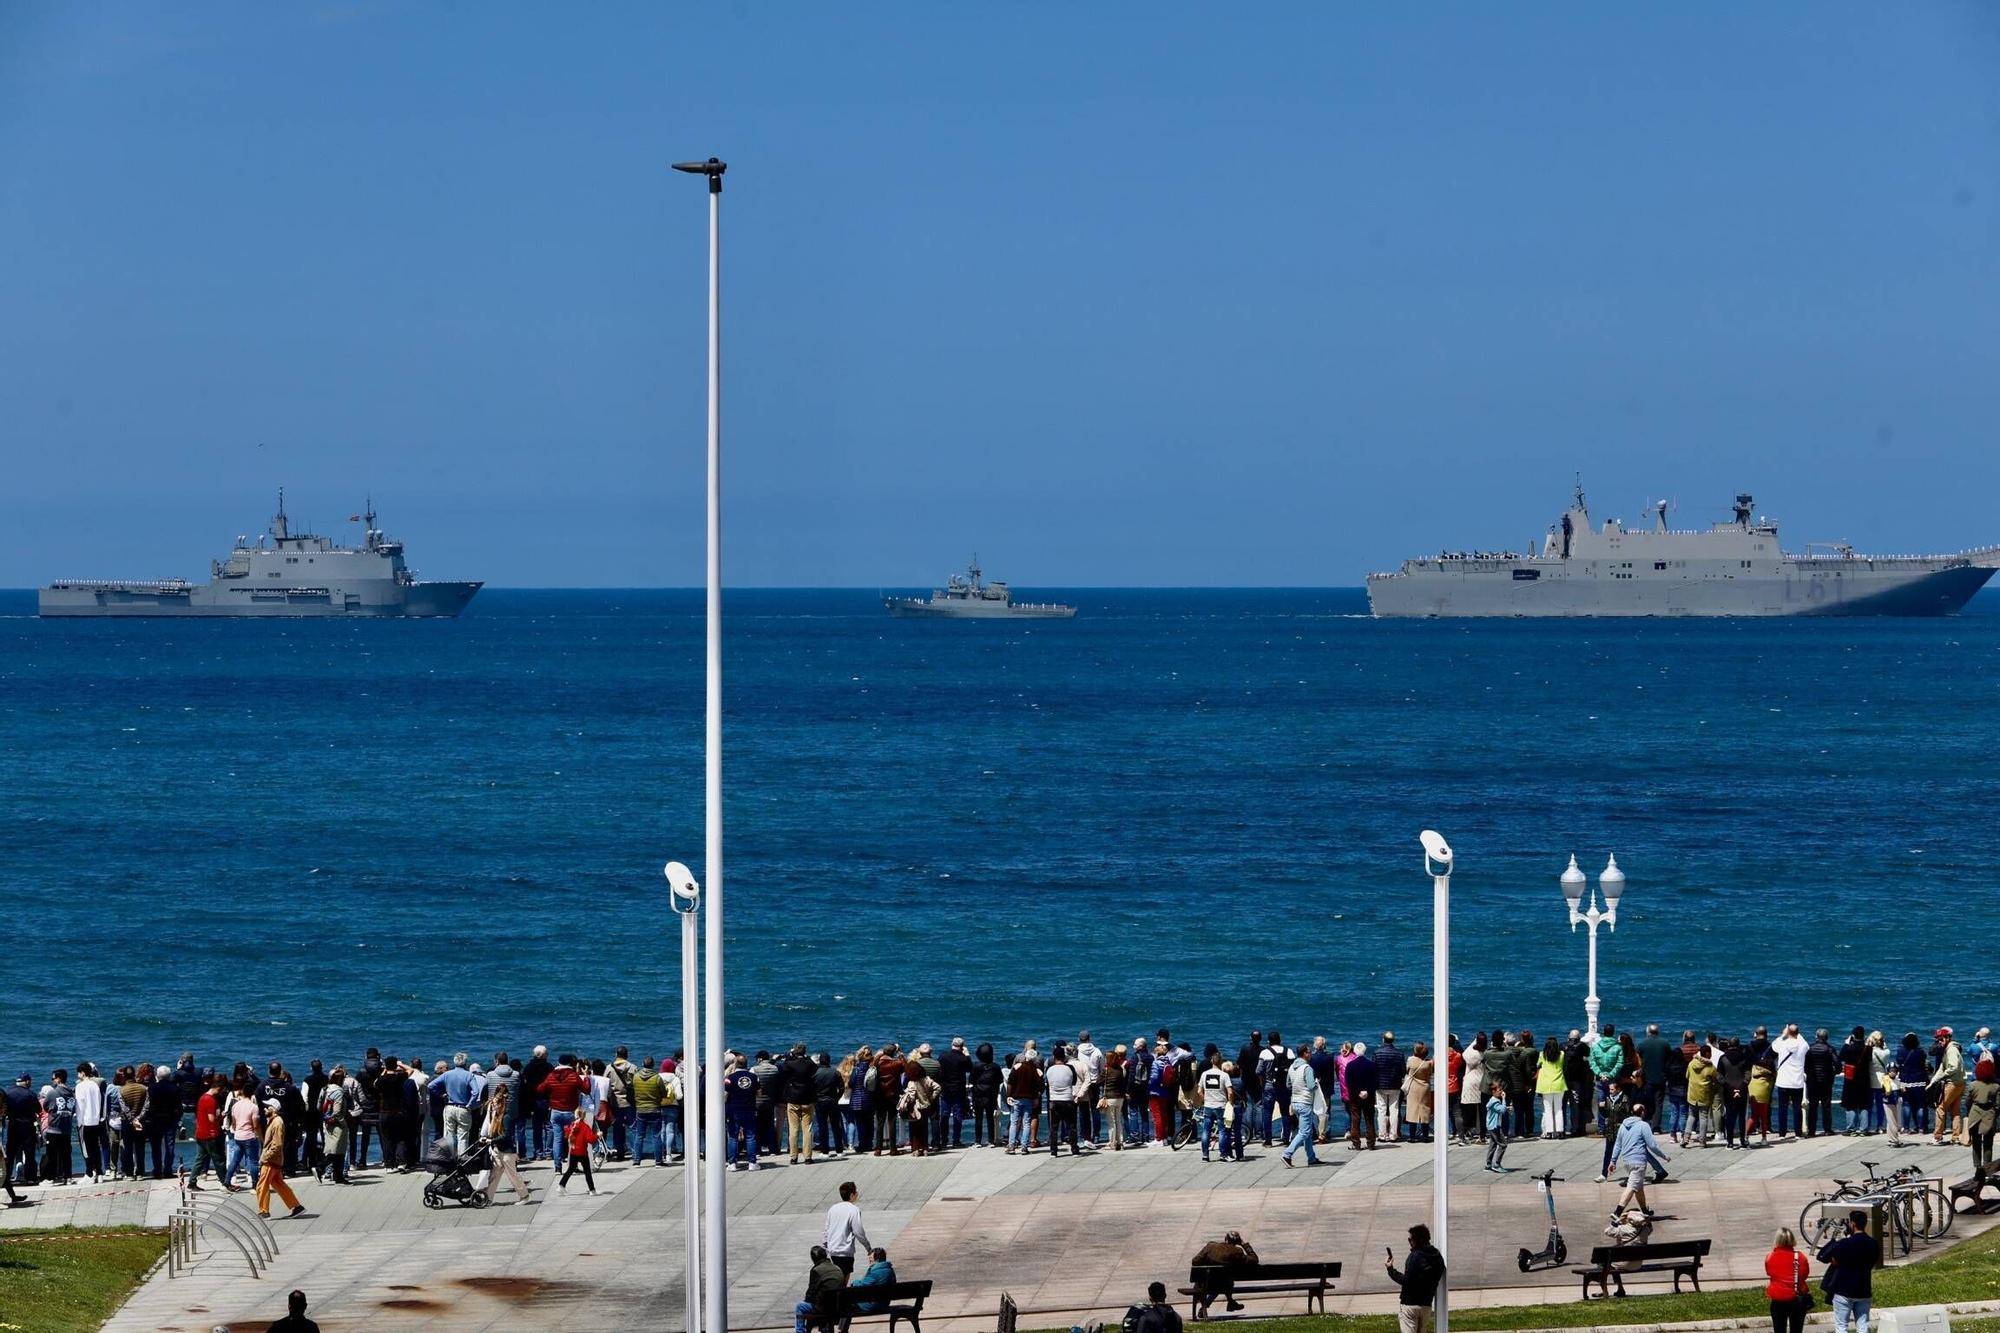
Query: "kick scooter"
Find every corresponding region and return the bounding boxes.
[1518,1169,1569,1271]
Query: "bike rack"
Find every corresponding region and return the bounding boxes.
[177,1184,280,1263]
[169,1205,263,1279]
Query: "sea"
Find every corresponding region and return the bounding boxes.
[3,587,1996,1075]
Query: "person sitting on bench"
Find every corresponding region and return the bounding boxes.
[794,1245,845,1333]
[850,1247,897,1314]
[1190,1230,1258,1318]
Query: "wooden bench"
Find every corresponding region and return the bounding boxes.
[829,1279,932,1333]
[1948,1176,2000,1215]
[1572,1239,1711,1300]
[1179,1261,1341,1319]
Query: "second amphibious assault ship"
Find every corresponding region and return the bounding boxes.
[1367,484,2000,618]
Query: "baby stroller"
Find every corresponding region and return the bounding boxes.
[421,1136,494,1210]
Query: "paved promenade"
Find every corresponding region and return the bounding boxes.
[3,1134,1986,1331]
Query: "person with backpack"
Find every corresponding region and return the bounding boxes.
[1260,1035,1291,1146]
[1122,1281,1184,1333]
[608,1047,639,1161]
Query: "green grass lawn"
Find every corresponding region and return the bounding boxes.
[1051,1225,2000,1333]
[0,1228,167,1333]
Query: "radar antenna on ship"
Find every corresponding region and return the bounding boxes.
[272,487,289,541]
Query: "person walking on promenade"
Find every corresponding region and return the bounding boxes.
[1805,1029,1838,1138]
[1966,1057,1997,1179]
[1535,1037,1567,1138]
[970,1043,1002,1148]
[1930,1028,1967,1145]
[780,1043,817,1165]
[558,1106,598,1193]
[1005,1044,1042,1155]
[1589,1025,1623,1134]
[1483,1083,1510,1171]
[1816,1209,1881,1333]
[1564,1031,1593,1137]
[1346,1041,1378,1150]
[316,1069,350,1184]
[937,1038,971,1150]
[74,1062,106,1185]
[255,1100,306,1220]
[1387,1223,1447,1333]
[1458,1033,1486,1144]
[1190,1230,1258,1318]
[1406,1043,1435,1143]
[1375,1033,1408,1144]
[631,1057,667,1166]
[1839,1028,1872,1135]
[823,1180,870,1277]
[1281,1048,1320,1167]
[1100,1047,1128,1150]
[794,1245,845,1333]
[482,1085,532,1205]
[1765,1226,1813,1333]
[188,1073,225,1190]
[1770,1024,1808,1140]
[1611,1101,1669,1218]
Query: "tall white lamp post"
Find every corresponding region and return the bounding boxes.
[1419,830,1453,1333]
[671,152,728,1333]
[1561,853,1625,1038]
[665,862,702,1333]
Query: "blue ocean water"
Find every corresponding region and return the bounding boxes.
[2,587,1996,1074]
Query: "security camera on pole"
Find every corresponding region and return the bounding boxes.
[1419,830,1453,1333]
[1560,853,1625,1039]
[665,861,702,1333]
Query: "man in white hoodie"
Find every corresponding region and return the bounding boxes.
[1075,1032,1104,1143]
[1770,1024,1809,1140]
[74,1062,106,1184]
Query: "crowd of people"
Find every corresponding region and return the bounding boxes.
[4,1019,1995,1212]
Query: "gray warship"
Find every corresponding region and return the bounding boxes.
[39,492,482,619]
[884,556,1076,619]
[1367,483,2000,618]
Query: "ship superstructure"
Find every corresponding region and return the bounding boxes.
[1367,484,1999,617]
[40,492,482,618]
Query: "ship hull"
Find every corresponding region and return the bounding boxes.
[885,598,1076,619]
[38,580,483,618]
[1367,561,1992,618]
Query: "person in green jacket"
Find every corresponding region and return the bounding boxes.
[1685,1048,1719,1147]
[1590,1026,1626,1135]
[631,1058,668,1166]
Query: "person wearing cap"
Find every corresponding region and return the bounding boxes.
[1929,1028,1967,1146]
[255,1098,306,1219]
[3,1074,39,1189]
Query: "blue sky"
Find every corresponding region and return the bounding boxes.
[3,5,1997,586]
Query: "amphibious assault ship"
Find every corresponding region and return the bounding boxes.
[1367,484,2000,618]
[884,557,1076,619]
[39,492,482,618]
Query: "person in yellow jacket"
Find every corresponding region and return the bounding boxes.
[1535,1038,1568,1139]
[256,1100,305,1220]
[1749,1060,1776,1144]
[1685,1049,1718,1147]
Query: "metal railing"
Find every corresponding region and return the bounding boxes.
[166,1181,279,1279]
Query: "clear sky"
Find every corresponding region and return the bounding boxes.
[3,5,1997,586]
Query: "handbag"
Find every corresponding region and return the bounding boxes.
[1792,1251,1814,1309]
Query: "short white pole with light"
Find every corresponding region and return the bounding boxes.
[665,861,702,1333]
[1420,829,1453,1333]
[1561,853,1625,1040]
[670,151,729,1333]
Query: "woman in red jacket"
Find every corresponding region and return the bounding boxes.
[1763,1226,1812,1333]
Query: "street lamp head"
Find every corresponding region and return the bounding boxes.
[1560,854,1586,911]
[1419,829,1452,875]
[1598,853,1625,909]
[665,860,701,913]
[671,157,728,192]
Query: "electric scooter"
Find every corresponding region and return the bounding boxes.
[1517,1170,1568,1271]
